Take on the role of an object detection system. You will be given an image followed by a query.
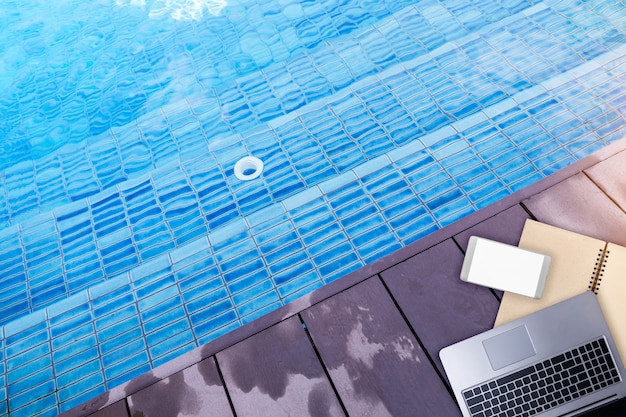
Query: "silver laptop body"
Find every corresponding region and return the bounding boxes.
[440,291,626,417]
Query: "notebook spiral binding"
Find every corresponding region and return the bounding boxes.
[589,247,610,294]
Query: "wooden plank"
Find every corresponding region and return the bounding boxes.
[302,277,460,417]
[88,400,129,417]
[216,315,344,417]
[585,150,626,212]
[453,204,530,251]
[127,357,233,417]
[380,239,500,381]
[523,173,626,246]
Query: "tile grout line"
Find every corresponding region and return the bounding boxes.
[297,314,351,417]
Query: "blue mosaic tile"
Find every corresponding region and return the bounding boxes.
[195,318,241,347]
[99,324,142,356]
[571,140,608,160]
[226,265,271,298]
[102,338,147,371]
[237,289,282,320]
[241,300,285,325]
[4,320,48,357]
[3,1,626,415]
[57,369,104,403]
[0,388,6,415]
[52,332,98,366]
[105,355,151,390]
[11,0,546,222]
[177,257,221,292]
[189,298,236,329]
[150,331,196,365]
[88,275,130,305]
[59,384,106,414]
[282,275,324,303]
[145,318,192,353]
[138,283,180,319]
[49,309,92,341]
[186,287,230,316]
[8,387,57,417]
[320,253,363,283]
[6,353,52,390]
[8,378,56,411]
[434,195,475,224]
[152,338,196,368]
[505,167,544,192]
[94,301,138,333]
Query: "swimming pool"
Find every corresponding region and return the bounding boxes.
[2,0,626,415]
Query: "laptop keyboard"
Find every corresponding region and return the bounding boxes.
[462,337,621,417]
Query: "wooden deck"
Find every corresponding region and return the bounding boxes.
[64,138,626,417]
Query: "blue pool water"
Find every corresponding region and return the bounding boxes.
[2,0,626,415]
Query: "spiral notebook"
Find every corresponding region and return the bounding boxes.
[495,219,626,358]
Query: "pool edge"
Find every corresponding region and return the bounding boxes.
[60,135,626,417]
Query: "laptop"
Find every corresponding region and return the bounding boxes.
[440,291,626,417]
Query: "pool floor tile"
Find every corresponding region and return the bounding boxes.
[3,1,626,415]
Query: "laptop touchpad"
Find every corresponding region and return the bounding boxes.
[482,325,536,370]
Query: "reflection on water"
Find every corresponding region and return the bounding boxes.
[115,0,228,20]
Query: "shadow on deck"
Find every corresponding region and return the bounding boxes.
[65,138,626,417]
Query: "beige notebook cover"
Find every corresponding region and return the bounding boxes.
[495,219,626,357]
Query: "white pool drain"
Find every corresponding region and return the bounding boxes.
[234,156,264,181]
